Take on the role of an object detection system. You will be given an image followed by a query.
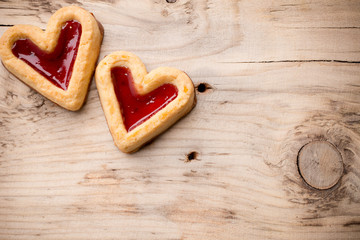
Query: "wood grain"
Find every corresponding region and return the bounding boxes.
[1,0,360,239]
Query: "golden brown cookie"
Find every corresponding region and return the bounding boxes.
[0,6,103,111]
[95,51,195,153]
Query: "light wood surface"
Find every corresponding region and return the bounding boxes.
[1,0,360,239]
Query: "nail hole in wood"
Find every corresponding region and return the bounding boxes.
[196,83,213,93]
[185,151,199,162]
[166,0,177,3]
[297,140,344,190]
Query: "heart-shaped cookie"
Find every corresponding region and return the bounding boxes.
[0,6,103,110]
[95,51,195,153]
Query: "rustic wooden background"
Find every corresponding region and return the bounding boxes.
[1,0,360,239]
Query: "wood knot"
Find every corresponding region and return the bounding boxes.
[196,83,213,94]
[185,151,199,162]
[166,0,177,3]
[297,141,344,190]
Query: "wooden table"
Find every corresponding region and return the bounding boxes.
[1,0,360,239]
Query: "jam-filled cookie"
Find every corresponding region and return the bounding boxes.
[95,51,196,153]
[0,6,103,111]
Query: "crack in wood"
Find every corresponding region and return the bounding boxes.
[220,59,360,64]
[290,26,360,29]
[343,221,360,227]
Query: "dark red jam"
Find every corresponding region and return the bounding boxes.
[111,67,178,132]
[12,20,82,90]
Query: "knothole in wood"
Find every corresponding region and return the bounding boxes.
[196,83,213,94]
[185,151,199,162]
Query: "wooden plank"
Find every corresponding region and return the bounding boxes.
[1,0,360,63]
[1,0,360,239]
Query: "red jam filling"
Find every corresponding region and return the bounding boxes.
[11,20,82,90]
[111,67,178,132]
